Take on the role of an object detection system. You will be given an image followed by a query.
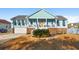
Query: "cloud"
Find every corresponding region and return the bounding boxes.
[64,16,79,23]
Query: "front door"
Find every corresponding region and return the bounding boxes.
[38,19,45,29]
[39,19,45,27]
[39,21,45,27]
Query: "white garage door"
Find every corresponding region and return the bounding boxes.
[14,28,27,33]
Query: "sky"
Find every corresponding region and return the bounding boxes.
[0,8,79,23]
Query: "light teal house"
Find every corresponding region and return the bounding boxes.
[11,9,68,34]
[0,19,11,31]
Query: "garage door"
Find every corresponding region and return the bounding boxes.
[14,28,27,33]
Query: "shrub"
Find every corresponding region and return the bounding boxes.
[33,29,50,37]
[0,28,7,33]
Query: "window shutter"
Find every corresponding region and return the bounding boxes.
[63,20,65,26]
[57,20,60,26]
[13,20,16,25]
[22,20,25,25]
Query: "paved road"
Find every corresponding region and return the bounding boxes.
[0,34,25,44]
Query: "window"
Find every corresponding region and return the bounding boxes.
[57,20,60,26]
[6,26,8,28]
[63,20,65,26]
[13,20,16,25]
[18,20,21,25]
[22,20,25,25]
[25,20,27,25]
[52,19,55,23]
[47,19,52,27]
[29,19,36,25]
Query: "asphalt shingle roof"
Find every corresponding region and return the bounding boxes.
[11,15,27,20]
[0,19,11,24]
[56,16,67,20]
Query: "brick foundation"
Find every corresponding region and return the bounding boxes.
[27,28,67,34]
[27,28,35,34]
[13,28,14,33]
[48,28,67,35]
[13,28,67,34]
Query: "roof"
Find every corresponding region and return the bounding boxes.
[29,9,55,19]
[0,19,11,24]
[11,15,27,20]
[10,10,67,20]
[56,16,67,20]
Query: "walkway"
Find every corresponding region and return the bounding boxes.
[0,34,25,44]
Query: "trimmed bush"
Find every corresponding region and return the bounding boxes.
[33,29,50,37]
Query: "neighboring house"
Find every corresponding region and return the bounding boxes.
[11,9,68,34]
[68,23,79,28]
[68,23,79,34]
[0,19,11,32]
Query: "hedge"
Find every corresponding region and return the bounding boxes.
[33,29,50,37]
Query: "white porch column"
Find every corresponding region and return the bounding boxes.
[27,18,30,27]
[37,18,39,29]
[55,17,57,28]
[46,18,47,28]
[24,19,27,27]
[16,20,18,26]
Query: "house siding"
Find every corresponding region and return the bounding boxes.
[56,20,67,28]
[0,23,11,29]
[0,24,7,29]
[29,10,55,19]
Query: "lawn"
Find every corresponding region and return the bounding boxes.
[0,34,79,50]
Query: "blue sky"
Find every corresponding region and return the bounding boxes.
[0,8,79,23]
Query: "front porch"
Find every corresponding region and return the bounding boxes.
[28,18,56,29]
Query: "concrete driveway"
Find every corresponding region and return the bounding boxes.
[0,34,25,44]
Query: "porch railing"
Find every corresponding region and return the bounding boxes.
[28,24,56,28]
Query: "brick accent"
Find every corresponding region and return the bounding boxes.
[13,28,14,33]
[27,28,35,34]
[48,28,67,35]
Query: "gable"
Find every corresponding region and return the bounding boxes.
[29,9,55,19]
